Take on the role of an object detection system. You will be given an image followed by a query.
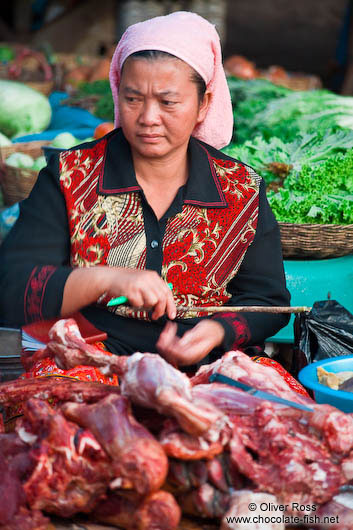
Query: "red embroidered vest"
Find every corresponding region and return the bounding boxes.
[59,139,260,320]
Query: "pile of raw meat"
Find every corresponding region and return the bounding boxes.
[1,318,353,530]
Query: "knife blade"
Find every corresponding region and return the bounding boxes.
[209,372,314,412]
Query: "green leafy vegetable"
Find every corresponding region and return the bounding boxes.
[267,149,353,224]
[0,80,51,138]
[227,77,291,143]
[50,132,79,149]
[0,45,15,63]
[31,156,47,172]
[5,152,34,169]
[0,81,52,139]
[255,90,353,140]
[76,80,114,121]
[0,132,12,146]
[223,128,353,185]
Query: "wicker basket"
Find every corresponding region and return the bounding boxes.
[23,80,54,96]
[279,222,353,259]
[0,141,51,205]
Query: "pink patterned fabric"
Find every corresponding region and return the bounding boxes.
[109,11,233,149]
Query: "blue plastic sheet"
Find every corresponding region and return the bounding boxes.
[0,203,20,240]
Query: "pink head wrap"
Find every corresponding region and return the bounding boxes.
[109,11,233,149]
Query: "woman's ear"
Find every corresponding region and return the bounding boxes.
[197,90,212,124]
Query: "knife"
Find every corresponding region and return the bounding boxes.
[209,372,314,412]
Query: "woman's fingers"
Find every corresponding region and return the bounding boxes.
[104,268,175,318]
[165,285,177,320]
[152,282,176,320]
[157,320,225,366]
[156,321,179,361]
[156,321,178,348]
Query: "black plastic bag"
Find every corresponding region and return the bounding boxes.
[292,300,353,376]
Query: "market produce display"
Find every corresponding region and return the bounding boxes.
[2,133,93,173]
[2,318,353,529]
[223,55,322,91]
[62,79,114,121]
[0,80,52,139]
[224,77,353,226]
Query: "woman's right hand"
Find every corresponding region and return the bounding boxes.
[101,267,176,320]
[61,266,176,320]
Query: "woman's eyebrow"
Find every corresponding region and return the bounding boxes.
[158,90,179,97]
[123,87,180,97]
[123,87,143,95]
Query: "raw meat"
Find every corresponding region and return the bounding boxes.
[178,482,231,519]
[93,490,181,529]
[0,376,120,408]
[62,393,168,495]
[315,494,353,530]
[166,459,209,493]
[207,456,232,493]
[0,431,48,529]
[221,490,284,530]
[191,382,266,415]
[120,352,225,439]
[228,401,344,506]
[0,451,25,525]
[308,404,353,454]
[191,350,313,406]
[166,454,243,495]
[20,317,126,375]
[21,398,111,517]
[159,419,225,460]
[47,318,127,375]
[0,506,48,530]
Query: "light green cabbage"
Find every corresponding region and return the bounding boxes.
[31,155,47,172]
[50,132,78,149]
[0,132,11,146]
[5,152,34,169]
[0,80,52,138]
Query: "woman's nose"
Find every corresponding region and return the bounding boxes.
[138,101,161,126]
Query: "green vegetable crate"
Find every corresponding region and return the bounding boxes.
[0,140,50,206]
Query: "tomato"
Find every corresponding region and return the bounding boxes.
[94,122,115,139]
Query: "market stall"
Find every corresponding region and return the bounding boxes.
[1,15,353,530]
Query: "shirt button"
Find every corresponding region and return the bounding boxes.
[151,240,159,249]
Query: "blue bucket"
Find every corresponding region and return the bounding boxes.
[299,355,353,412]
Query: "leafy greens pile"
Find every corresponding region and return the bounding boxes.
[268,150,353,224]
[225,77,353,224]
[66,80,114,121]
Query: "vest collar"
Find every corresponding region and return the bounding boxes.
[97,128,227,208]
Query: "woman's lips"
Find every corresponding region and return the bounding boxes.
[138,134,163,143]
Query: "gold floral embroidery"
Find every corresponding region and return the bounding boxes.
[175,293,200,318]
[72,243,105,267]
[171,209,221,267]
[213,160,258,198]
[212,160,240,178]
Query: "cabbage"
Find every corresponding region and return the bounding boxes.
[5,152,34,169]
[0,132,11,146]
[0,80,52,138]
[32,156,47,172]
[50,132,78,149]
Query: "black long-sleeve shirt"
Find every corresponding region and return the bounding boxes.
[0,130,290,361]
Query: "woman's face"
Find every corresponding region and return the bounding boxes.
[118,57,209,160]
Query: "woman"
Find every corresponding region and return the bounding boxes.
[0,12,292,375]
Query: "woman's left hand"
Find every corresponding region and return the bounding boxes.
[156,319,225,366]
